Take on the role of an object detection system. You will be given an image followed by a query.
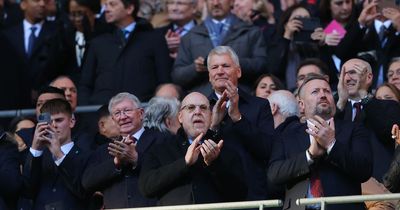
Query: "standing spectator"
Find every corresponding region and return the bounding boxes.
[82,92,165,208]
[254,74,284,99]
[387,58,400,90]
[268,74,372,210]
[207,46,274,200]
[2,0,70,107]
[143,96,181,134]
[0,134,22,210]
[22,98,89,210]
[79,0,172,104]
[157,0,197,59]
[139,92,246,205]
[267,90,298,128]
[172,0,268,95]
[336,58,400,181]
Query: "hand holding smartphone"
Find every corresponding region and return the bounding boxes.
[37,112,52,139]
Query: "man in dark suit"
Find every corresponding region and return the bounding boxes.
[206,46,274,200]
[336,58,400,181]
[156,0,197,59]
[335,2,400,88]
[82,92,164,208]
[172,0,267,95]
[22,98,89,210]
[79,0,173,104]
[1,0,69,107]
[268,74,372,210]
[139,92,246,205]
[0,134,23,210]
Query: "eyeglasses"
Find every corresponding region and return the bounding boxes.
[166,0,192,6]
[388,69,400,79]
[112,108,138,118]
[180,104,210,113]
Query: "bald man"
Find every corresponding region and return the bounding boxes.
[337,58,400,182]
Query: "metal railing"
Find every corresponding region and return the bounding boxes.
[296,193,400,210]
[112,200,283,210]
[0,105,102,118]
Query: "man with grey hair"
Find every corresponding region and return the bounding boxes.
[267,90,299,129]
[172,0,267,96]
[143,96,181,134]
[207,46,274,200]
[82,92,166,208]
[336,58,400,182]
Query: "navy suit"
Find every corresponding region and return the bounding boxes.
[2,21,70,107]
[79,18,173,104]
[139,128,247,205]
[22,144,90,210]
[268,118,372,210]
[0,141,22,210]
[209,89,274,200]
[336,98,400,181]
[82,128,164,208]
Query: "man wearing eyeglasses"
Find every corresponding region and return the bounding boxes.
[139,92,246,205]
[387,59,400,90]
[82,92,165,208]
[206,46,275,200]
[336,58,400,182]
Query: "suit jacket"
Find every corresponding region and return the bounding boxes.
[2,20,70,107]
[138,128,247,205]
[335,22,400,87]
[22,144,89,210]
[268,118,372,210]
[209,89,274,200]
[336,98,400,181]
[172,15,268,95]
[81,128,164,208]
[0,141,22,210]
[79,19,173,104]
[383,146,400,193]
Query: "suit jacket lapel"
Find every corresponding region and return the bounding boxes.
[136,129,155,154]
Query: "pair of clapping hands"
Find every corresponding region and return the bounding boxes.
[108,135,138,169]
[306,116,336,158]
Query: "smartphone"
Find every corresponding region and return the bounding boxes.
[294,17,321,43]
[37,112,52,138]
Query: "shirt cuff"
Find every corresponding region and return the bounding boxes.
[54,154,67,166]
[306,150,314,165]
[326,139,336,154]
[30,147,43,157]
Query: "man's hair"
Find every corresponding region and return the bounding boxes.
[40,98,72,116]
[207,46,240,70]
[296,58,330,76]
[49,75,75,86]
[38,86,65,98]
[143,97,180,132]
[298,74,329,99]
[155,83,185,101]
[268,90,299,118]
[121,0,140,18]
[108,92,141,113]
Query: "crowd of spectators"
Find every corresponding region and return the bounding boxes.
[2,0,400,209]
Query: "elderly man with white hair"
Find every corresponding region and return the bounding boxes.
[267,90,299,129]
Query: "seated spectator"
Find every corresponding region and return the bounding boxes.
[155,83,184,100]
[22,98,90,209]
[254,73,284,99]
[375,82,400,103]
[267,90,298,128]
[50,75,78,112]
[387,58,400,90]
[93,104,120,147]
[139,92,247,205]
[144,96,181,134]
[267,4,322,90]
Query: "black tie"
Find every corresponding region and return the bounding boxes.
[378,25,387,46]
[353,102,362,122]
[27,26,37,57]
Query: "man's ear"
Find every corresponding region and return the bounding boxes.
[70,116,76,129]
[127,4,135,17]
[20,0,27,11]
[178,111,183,124]
[298,99,305,112]
[366,72,373,87]
[270,103,278,115]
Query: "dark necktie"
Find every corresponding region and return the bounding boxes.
[27,26,37,57]
[378,25,387,47]
[123,29,130,40]
[353,102,362,122]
